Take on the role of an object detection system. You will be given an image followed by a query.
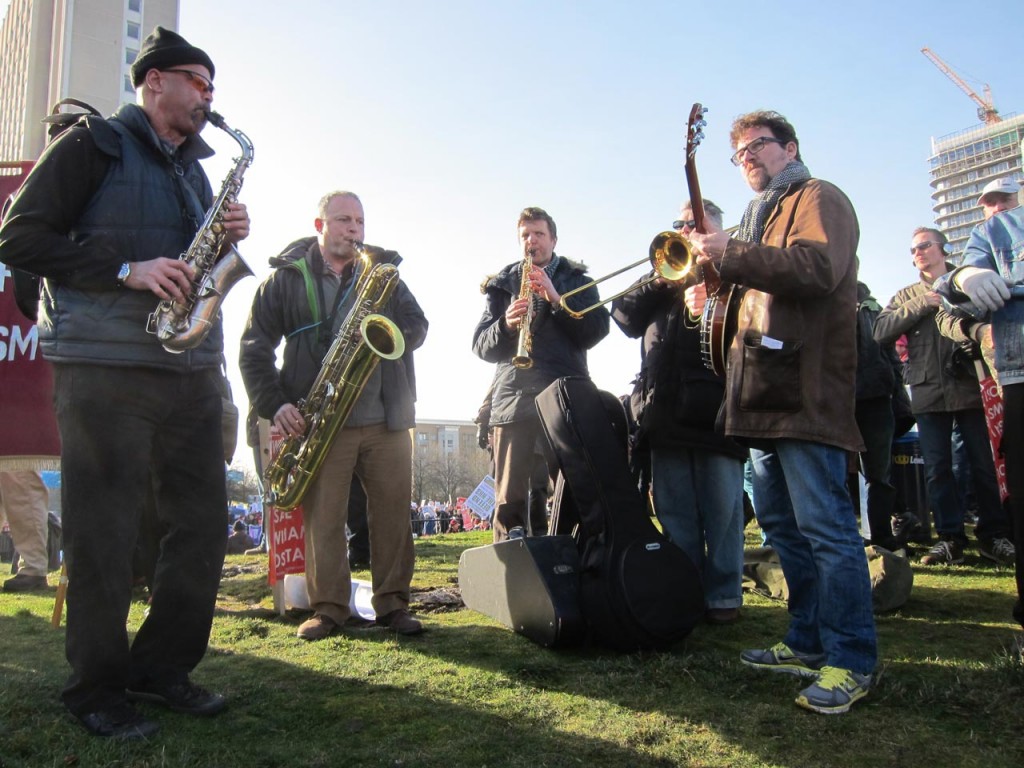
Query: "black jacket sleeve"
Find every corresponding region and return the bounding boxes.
[0,125,117,289]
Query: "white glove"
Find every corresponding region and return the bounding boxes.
[957,267,1012,313]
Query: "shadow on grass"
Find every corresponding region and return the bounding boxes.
[0,609,687,768]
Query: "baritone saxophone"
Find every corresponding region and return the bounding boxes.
[264,245,405,511]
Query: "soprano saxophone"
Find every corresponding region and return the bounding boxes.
[264,245,405,511]
[511,248,535,369]
[146,110,254,352]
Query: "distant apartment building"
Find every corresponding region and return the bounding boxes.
[929,113,1024,257]
[0,0,178,162]
[413,419,491,500]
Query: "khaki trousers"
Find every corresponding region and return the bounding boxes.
[303,424,415,624]
[0,470,50,577]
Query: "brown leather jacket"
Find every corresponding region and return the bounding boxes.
[717,178,864,452]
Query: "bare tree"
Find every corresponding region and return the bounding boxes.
[426,452,476,502]
[226,463,262,505]
[411,449,430,505]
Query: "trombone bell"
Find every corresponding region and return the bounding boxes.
[650,231,694,282]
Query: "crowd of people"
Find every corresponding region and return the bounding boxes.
[0,23,1022,742]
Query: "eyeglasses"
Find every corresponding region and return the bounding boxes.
[672,219,696,231]
[162,69,214,96]
[730,136,785,166]
[909,241,940,254]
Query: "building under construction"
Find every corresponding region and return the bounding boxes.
[928,114,1024,256]
[922,48,1024,257]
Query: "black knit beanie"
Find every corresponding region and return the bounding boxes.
[130,26,215,87]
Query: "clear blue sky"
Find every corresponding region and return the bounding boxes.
[8,1,1024,465]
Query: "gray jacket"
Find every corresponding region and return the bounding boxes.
[874,274,982,414]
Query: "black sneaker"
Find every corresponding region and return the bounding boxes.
[979,537,1015,566]
[127,680,227,716]
[74,702,160,740]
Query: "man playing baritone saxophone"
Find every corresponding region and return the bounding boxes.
[239,191,428,639]
[472,207,610,542]
[0,27,248,739]
[686,111,876,715]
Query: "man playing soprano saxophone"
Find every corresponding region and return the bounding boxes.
[472,207,609,541]
[240,191,428,639]
[0,27,248,739]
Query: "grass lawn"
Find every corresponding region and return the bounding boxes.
[1,528,1022,768]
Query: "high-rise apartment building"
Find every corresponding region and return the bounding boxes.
[0,0,178,162]
[928,113,1024,257]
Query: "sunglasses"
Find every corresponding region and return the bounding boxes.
[909,241,941,254]
[162,68,215,96]
[672,219,697,231]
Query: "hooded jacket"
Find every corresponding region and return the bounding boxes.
[472,254,609,425]
[239,237,427,431]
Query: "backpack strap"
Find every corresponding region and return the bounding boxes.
[284,258,323,338]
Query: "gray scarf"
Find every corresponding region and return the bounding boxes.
[736,160,811,244]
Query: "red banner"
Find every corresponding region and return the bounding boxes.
[977,368,1009,503]
[0,162,61,470]
[265,430,305,584]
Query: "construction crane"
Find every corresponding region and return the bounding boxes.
[921,47,1001,125]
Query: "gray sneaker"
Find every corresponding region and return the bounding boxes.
[795,666,871,714]
[979,537,1015,566]
[920,539,964,566]
[740,642,827,678]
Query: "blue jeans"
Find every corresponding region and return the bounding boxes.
[749,439,877,675]
[916,409,1007,542]
[651,448,744,609]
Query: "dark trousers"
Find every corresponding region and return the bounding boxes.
[1001,384,1024,627]
[916,408,1008,543]
[54,365,227,716]
[855,396,897,543]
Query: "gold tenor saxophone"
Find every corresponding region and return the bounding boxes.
[511,249,535,369]
[146,110,254,352]
[264,245,406,510]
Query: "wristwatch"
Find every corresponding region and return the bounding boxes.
[116,262,131,287]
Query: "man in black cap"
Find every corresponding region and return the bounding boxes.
[0,26,248,740]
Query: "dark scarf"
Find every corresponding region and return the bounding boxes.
[736,160,811,244]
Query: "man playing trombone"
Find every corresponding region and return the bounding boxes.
[471,207,609,541]
[611,199,746,625]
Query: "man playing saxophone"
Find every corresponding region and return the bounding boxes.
[240,191,428,639]
[0,27,247,739]
[472,207,609,541]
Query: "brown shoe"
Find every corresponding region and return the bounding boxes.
[705,608,740,625]
[3,573,49,592]
[376,609,424,635]
[297,614,339,641]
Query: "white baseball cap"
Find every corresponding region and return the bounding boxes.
[978,177,1022,205]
